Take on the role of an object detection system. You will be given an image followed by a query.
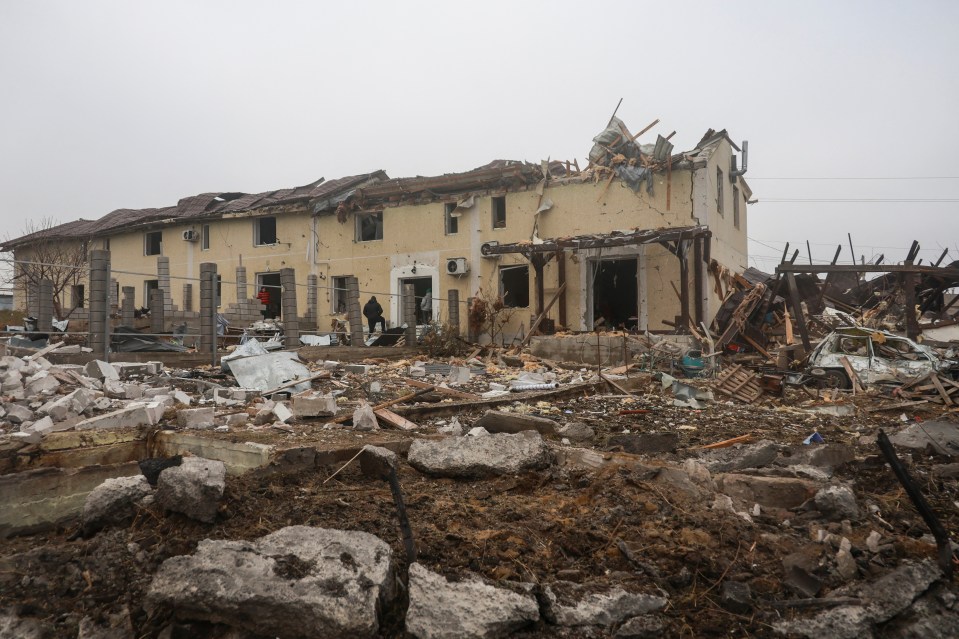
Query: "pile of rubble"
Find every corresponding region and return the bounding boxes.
[2,317,959,638]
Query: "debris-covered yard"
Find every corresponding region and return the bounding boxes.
[2,329,959,638]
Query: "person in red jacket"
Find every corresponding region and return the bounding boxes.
[257,287,272,318]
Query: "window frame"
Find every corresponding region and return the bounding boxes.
[716,167,725,217]
[355,211,384,243]
[253,216,277,246]
[143,279,159,307]
[144,231,163,256]
[201,224,211,250]
[733,185,740,229]
[492,196,507,229]
[331,275,351,313]
[444,202,459,235]
[499,264,530,308]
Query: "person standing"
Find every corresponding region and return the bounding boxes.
[257,286,271,319]
[363,296,386,333]
[420,288,432,323]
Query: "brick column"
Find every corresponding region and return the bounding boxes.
[280,267,299,348]
[235,266,247,303]
[403,283,417,345]
[199,262,217,354]
[37,279,53,331]
[121,286,135,325]
[150,288,165,334]
[157,256,172,316]
[346,276,363,346]
[182,283,193,312]
[109,278,118,312]
[88,249,111,359]
[447,289,460,335]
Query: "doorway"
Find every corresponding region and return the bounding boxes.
[589,258,638,330]
[398,277,433,324]
[256,272,282,319]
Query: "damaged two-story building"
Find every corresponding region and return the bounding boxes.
[1,118,752,343]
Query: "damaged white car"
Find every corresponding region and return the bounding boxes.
[807,327,959,389]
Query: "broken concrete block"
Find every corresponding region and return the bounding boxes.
[39,388,95,422]
[0,355,25,370]
[814,485,860,521]
[359,445,398,479]
[0,611,56,639]
[717,473,817,510]
[23,415,56,437]
[607,432,679,454]
[352,402,379,431]
[77,608,134,639]
[141,386,172,399]
[557,421,594,442]
[719,581,752,614]
[155,456,225,523]
[467,426,489,437]
[542,582,667,628]
[1,369,22,389]
[447,366,471,384]
[172,390,192,406]
[5,403,34,424]
[409,365,426,377]
[25,372,60,396]
[408,431,552,478]
[437,417,463,436]
[9,430,42,444]
[146,526,394,638]
[122,383,144,400]
[701,439,781,473]
[177,407,215,430]
[102,379,127,398]
[474,410,558,436]
[82,474,153,533]
[112,362,157,379]
[272,402,293,423]
[344,364,373,375]
[405,563,538,639]
[835,537,857,581]
[85,360,119,381]
[76,405,152,431]
[614,615,665,638]
[293,391,338,418]
[225,413,248,427]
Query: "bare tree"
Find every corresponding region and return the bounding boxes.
[3,218,88,319]
[468,285,519,346]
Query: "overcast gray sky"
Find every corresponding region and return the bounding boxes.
[1,0,957,273]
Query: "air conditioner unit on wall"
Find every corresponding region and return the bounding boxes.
[446,257,469,275]
[182,229,199,242]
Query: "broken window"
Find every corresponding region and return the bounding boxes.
[72,284,84,309]
[201,224,211,250]
[356,212,383,242]
[331,276,351,313]
[716,167,724,217]
[492,196,506,229]
[216,274,222,308]
[254,217,277,246]
[733,186,740,229]
[499,264,529,308]
[144,231,162,256]
[444,202,459,235]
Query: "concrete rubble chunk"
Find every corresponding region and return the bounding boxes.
[773,560,942,638]
[172,390,191,406]
[76,404,153,431]
[292,391,338,418]
[701,440,781,472]
[815,485,860,521]
[39,388,94,422]
[5,403,34,425]
[82,474,153,533]
[557,421,595,442]
[475,410,558,435]
[225,413,248,427]
[77,609,135,639]
[405,563,538,639]
[408,431,552,478]
[608,432,679,454]
[146,526,394,639]
[717,473,817,510]
[85,360,119,381]
[543,582,668,627]
[359,445,398,479]
[614,614,665,638]
[272,402,293,423]
[155,456,225,523]
[0,611,56,639]
[25,372,60,396]
[177,407,215,430]
[719,581,753,614]
[352,402,379,431]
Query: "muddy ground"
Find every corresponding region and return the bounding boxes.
[2,375,958,638]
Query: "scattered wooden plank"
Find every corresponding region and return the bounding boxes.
[25,341,65,361]
[697,434,753,450]
[929,374,954,406]
[865,400,931,413]
[517,282,567,348]
[374,408,419,431]
[600,372,633,396]
[332,388,433,424]
[838,356,863,395]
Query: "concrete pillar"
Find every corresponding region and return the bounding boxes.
[88,249,111,359]
[199,262,217,354]
[280,267,299,348]
[235,266,247,303]
[447,289,460,335]
[121,286,135,326]
[403,283,417,345]
[182,283,193,312]
[150,288,165,334]
[26,286,39,318]
[306,274,318,327]
[37,279,53,331]
[157,256,173,315]
[346,276,363,346]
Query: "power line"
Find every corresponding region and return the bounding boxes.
[749,176,959,181]
[760,198,959,203]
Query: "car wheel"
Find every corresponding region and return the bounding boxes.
[819,369,851,390]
